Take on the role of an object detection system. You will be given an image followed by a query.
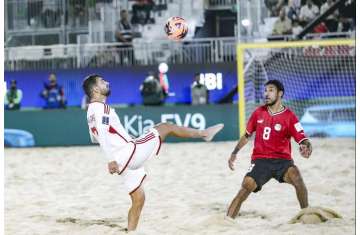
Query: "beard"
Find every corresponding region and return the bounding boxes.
[264,97,277,106]
[104,89,111,97]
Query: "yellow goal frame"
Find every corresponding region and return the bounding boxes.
[236,38,355,137]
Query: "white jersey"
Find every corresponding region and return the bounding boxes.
[87,102,135,171]
[86,102,162,194]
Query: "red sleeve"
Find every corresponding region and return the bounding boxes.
[289,112,308,143]
[245,110,257,135]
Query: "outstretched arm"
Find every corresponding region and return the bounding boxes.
[299,139,312,158]
[228,132,251,170]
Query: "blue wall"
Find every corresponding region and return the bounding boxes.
[4,63,238,107]
[5,62,355,108]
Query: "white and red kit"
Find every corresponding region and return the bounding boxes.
[87,102,162,194]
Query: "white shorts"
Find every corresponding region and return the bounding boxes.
[121,128,162,194]
[128,128,162,170]
[122,167,147,194]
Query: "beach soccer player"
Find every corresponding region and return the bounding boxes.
[227,79,312,219]
[82,74,224,231]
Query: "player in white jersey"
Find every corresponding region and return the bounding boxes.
[82,74,224,231]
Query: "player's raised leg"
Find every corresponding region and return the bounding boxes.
[128,186,145,231]
[283,166,308,209]
[154,123,224,142]
[226,176,257,218]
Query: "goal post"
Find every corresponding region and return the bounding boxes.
[237,39,355,137]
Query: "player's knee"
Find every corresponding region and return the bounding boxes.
[133,194,145,208]
[155,122,173,133]
[288,167,305,188]
[242,176,257,192]
[131,188,145,208]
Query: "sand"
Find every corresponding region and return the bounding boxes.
[5,138,355,235]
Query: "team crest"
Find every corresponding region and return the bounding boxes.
[274,123,282,131]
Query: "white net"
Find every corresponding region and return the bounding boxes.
[243,42,355,137]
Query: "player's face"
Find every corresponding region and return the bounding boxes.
[264,84,281,106]
[95,77,111,97]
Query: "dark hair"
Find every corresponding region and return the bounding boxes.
[83,74,100,98]
[265,79,285,97]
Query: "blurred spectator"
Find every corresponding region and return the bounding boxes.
[40,73,67,109]
[115,9,135,65]
[313,22,328,34]
[291,0,302,10]
[286,0,300,22]
[191,73,208,105]
[27,0,43,27]
[158,62,169,97]
[299,0,319,26]
[337,0,355,32]
[68,0,87,27]
[338,17,354,33]
[265,0,286,17]
[320,0,338,32]
[272,8,292,36]
[131,0,155,25]
[5,80,22,110]
[115,10,133,43]
[87,0,98,20]
[292,20,304,35]
[139,72,165,105]
[41,0,61,28]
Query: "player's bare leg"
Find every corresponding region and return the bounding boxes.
[154,123,224,142]
[283,166,308,209]
[128,186,145,231]
[227,176,257,219]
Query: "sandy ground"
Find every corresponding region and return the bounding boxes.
[5,138,355,235]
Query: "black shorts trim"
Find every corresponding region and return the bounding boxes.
[245,158,294,193]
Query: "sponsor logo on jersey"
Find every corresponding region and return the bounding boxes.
[294,122,303,132]
[257,119,264,123]
[274,123,282,131]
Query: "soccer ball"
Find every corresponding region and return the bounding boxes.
[164,17,188,41]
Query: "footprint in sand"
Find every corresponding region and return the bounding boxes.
[240,210,269,220]
[56,217,126,230]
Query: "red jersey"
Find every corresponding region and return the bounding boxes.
[246,105,308,161]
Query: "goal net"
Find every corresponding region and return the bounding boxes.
[237,39,355,137]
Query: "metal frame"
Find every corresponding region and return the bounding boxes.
[236,38,355,137]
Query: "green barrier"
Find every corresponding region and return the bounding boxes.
[5,104,239,147]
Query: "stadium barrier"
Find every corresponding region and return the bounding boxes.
[5,37,236,71]
[4,104,239,147]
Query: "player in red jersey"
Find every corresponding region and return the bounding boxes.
[226,79,312,219]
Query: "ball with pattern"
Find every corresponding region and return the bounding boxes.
[164,17,188,41]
